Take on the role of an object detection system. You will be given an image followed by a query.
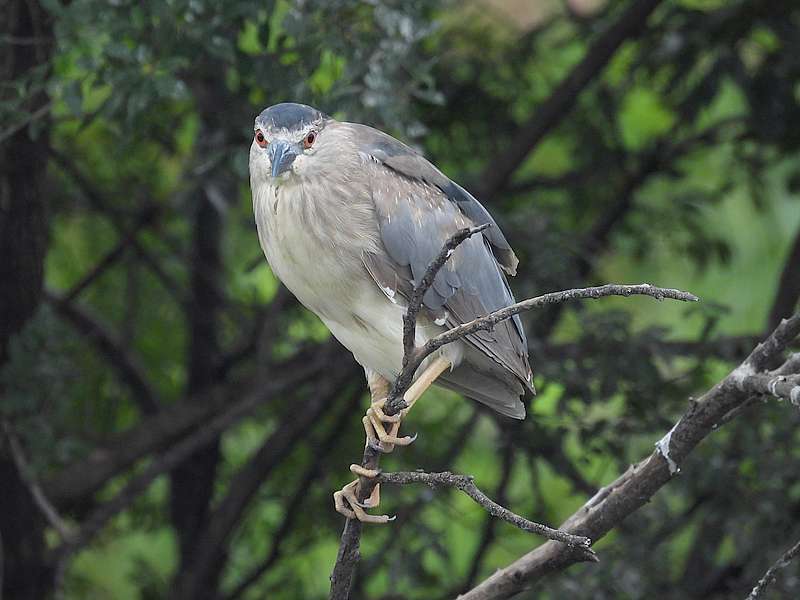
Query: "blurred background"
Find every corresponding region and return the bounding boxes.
[2,0,800,598]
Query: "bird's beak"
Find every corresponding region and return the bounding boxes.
[269,140,299,178]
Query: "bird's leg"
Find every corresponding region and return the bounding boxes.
[400,355,452,415]
[333,371,392,522]
[333,358,452,523]
[366,356,452,450]
[363,370,408,453]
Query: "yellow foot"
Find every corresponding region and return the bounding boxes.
[363,398,416,453]
[333,480,395,524]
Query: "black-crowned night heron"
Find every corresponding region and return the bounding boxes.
[249,102,533,521]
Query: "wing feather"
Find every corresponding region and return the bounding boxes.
[350,122,532,389]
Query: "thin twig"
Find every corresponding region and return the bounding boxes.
[746,539,800,600]
[386,283,699,415]
[378,471,594,551]
[1,421,73,542]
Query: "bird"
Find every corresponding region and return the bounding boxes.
[249,102,533,522]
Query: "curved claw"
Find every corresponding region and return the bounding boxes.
[334,480,395,524]
[369,413,417,447]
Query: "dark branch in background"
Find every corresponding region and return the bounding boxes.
[1,422,72,542]
[49,149,189,305]
[172,363,361,600]
[222,389,363,600]
[60,204,159,304]
[745,538,800,600]
[44,348,331,506]
[330,227,697,599]
[377,471,593,549]
[44,289,160,415]
[768,224,800,330]
[49,358,354,591]
[475,0,664,201]
[459,313,800,600]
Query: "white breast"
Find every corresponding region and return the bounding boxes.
[252,182,351,320]
[251,178,462,380]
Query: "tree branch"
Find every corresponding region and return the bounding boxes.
[746,538,800,600]
[49,357,353,575]
[388,283,699,415]
[377,471,593,550]
[330,225,490,600]
[60,205,159,304]
[459,313,800,600]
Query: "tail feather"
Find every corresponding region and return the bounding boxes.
[436,344,530,419]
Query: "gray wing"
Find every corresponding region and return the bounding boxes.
[349,122,533,403]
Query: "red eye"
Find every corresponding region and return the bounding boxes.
[304,131,316,149]
[255,130,268,148]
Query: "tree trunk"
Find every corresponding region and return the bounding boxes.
[0,1,53,597]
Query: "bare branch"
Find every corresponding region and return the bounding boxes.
[428,284,698,357]
[388,283,698,415]
[746,538,800,600]
[378,471,593,551]
[330,226,489,600]
[459,312,800,600]
[736,373,800,406]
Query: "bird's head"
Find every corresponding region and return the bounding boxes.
[249,102,332,184]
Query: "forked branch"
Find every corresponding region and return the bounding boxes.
[378,471,594,552]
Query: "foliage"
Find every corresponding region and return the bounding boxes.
[2,0,800,598]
